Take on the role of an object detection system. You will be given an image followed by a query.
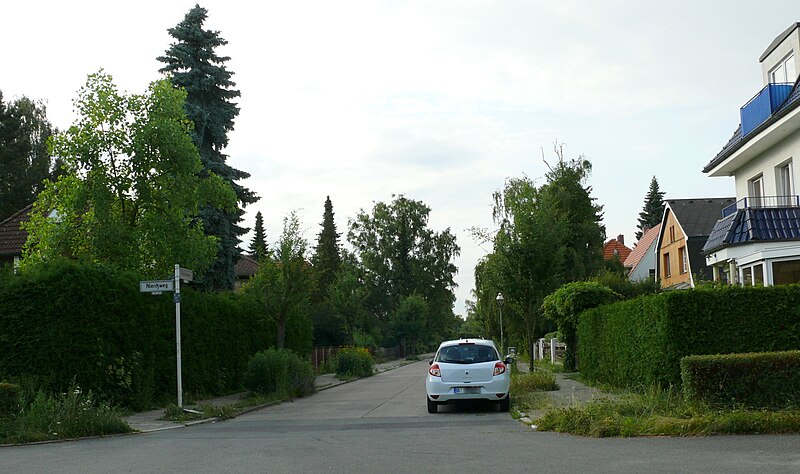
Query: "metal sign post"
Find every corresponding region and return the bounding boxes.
[174,264,183,409]
[140,265,192,409]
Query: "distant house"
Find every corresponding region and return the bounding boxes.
[702,23,800,287]
[657,198,734,289]
[624,223,661,282]
[0,205,32,269]
[602,234,631,265]
[234,254,260,290]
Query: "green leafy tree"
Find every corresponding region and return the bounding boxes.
[243,212,312,349]
[476,144,605,364]
[0,92,58,221]
[636,176,665,240]
[348,195,460,346]
[326,258,371,342]
[158,5,258,291]
[248,211,268,260]
[21,72,236,277]
[392,294,428,355]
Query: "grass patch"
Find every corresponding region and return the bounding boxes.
[534,384,800,437]
[0,384,131,444]
[162,403,238,422]
[533,360,565,373]
[510,370,559,418]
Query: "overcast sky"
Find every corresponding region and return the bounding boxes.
[3,1,797,315]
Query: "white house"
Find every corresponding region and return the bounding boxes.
[702,22,800,286]
[624,224,660,282]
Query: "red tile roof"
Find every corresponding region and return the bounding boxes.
[623,224,661,269]
[602,237,632,262]
[0,205,32,257]
[235,254,260,278]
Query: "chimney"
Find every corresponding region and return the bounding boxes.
[617,234,625,246]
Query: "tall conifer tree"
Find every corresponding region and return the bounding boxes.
[636,176,665,240]
[158,5,258,290]
[249,211,268,260]
[0,92,57,221]
[312,196,342,300]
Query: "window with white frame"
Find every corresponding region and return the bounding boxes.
[770,52,796,83]
[776,160,794,205]
[749,174,764,207]
[680,246,688,274]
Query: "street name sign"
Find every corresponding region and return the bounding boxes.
[139,280,175,293]
[179,268,194,282]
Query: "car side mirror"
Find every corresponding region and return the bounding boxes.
[429,359,434,365]
[504,357,513,365]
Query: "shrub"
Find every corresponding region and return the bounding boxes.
[243,349,316,398]
[681,351,800,409]
[336,347,374,378]
[0,382,20,418]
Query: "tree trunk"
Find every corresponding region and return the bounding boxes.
[277,318,286,349]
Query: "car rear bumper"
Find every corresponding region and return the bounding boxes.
[426,375,509,402]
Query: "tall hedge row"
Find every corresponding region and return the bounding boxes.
[578,285,800,388]
[0,260,310,409]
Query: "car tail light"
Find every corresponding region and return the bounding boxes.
[493,361,506,376]
[429,363,441,377]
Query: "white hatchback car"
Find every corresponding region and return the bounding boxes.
[425,338,511,413]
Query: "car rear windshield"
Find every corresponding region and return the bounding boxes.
[437,344,498,364]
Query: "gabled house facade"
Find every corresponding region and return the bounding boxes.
[657,198,734,289]
[624,223,661,282]
[703,23,800,287]
[0,205,32,269]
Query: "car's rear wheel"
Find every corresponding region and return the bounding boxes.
[427,397,438,414]
[498,395,510,412]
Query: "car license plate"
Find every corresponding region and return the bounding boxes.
[453,387,479,394]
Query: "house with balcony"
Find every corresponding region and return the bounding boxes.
[702,22,800,286]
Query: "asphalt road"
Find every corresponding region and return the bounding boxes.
[2,360,800,473]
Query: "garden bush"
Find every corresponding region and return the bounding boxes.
[0,382,20,418]
[243,348,315,398]
[336,347,374,378]
[681,351,800,409]
[578,285,800,388]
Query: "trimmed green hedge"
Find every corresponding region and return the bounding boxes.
[578,286,800,388]
[0,260,311,409]
[681,351,800,409]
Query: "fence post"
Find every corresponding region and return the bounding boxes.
[537,338,544,360]
[550,338,557,364]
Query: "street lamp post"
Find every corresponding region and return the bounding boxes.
[496,292,505,355]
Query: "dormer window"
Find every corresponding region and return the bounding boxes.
[769,52,796,83]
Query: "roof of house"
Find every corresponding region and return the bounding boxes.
[664,198,735,237]
[602,238,632,262]
[759,22,800,62]
[703,76,800,174]
[235,254,260,278]
[623,223,661,269]
[702,207,800,254]
[0,205,32,257]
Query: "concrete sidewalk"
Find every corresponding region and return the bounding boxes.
[515,360,614,425]
[124,355,427,433]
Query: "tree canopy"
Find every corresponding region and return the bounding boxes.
[158,4,258,290]
[348,195,460,349]
[21,72,236,278]
[0,92,58,221]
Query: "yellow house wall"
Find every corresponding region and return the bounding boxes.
[659,211,691,288]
